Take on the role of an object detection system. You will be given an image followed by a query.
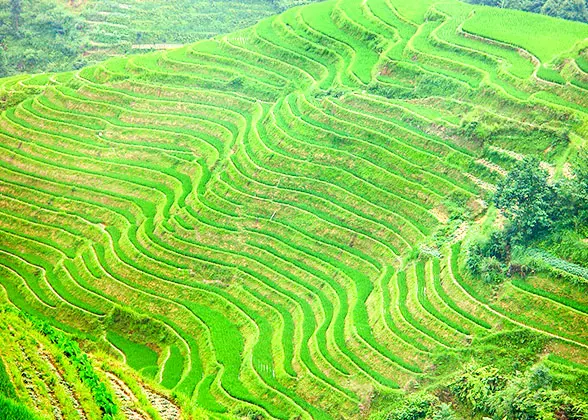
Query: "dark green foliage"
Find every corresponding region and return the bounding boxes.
[494,157,557,241]
[375,356,588,420]
[528,365,552,390]
[0,0,87,76]
[465,0,588,22]
[377,395,460,420]
[450,363,588,419]
[431,404,456,420]
[517,248,588,284]
[10,0,21,31]
[489,376,587,419]
[105,306,172,347]
[555,149,588,231]
[450,365,505,413]
[541,0,588,22]
[386,395,436,420]
[0,0,319,77]
[466,230,512,284]
[467,154,588,283]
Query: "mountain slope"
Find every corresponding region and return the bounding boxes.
[0,0,317,77]
[0,307,184,420]
[0,0,587,418]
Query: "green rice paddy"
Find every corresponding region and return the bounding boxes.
[0,0,586,418]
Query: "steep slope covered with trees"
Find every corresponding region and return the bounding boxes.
[466,0,588,23]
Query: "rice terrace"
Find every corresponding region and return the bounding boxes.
[0,0,587,418]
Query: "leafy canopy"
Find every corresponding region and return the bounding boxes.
[494,157,557,241]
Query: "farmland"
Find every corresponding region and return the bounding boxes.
[0,0,587,418]
[0,0,318,77]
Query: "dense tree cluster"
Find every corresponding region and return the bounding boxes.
[450,364,587,419]
[0,0,87,76]
[466,0,588,22]
[376,362,587,420]
[467,153,588,283]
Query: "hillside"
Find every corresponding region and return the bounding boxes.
[0,307,184,420]
[0,0,316,77]
[465,0,588,23]
[0,0,587,418]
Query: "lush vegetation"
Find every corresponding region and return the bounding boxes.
[467,155,588,285]
[465,0,588,22]
[0,0,586,418]
[0,307,182,419]
[0,0,87,75]
[0,0,318,77]
[26,314,119,418]
[0,351,38,420]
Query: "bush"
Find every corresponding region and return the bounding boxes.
[479,257,505,284]
[432,403,456,420]
[450,365,505,413]
[386,395,436,420]
[450,363,588,419]
[466,230,511,283]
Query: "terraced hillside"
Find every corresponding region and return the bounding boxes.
[0,308,182,420]
[71,0,316,60]
[0,0,587,418]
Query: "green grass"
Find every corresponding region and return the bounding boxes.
[107,331,159,376]
[462,6,588,64]
[387,0,437,23]
[536,66,566,84]
[0,358,16,399]
[161,345,185,389]
[0,395,39,420]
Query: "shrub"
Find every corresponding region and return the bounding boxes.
[450,365,505,413]
[386,395,436,420]
[432,403,456,420]
[466,230,510,283]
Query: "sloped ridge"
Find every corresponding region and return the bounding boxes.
[0,0,586,418]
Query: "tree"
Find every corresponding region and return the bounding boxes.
[432,404,457,420]
[556,148,588,230]
[542,0,588,22]
[493,157,557,241]
[10,0,22,31]
[0,49,7,77]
